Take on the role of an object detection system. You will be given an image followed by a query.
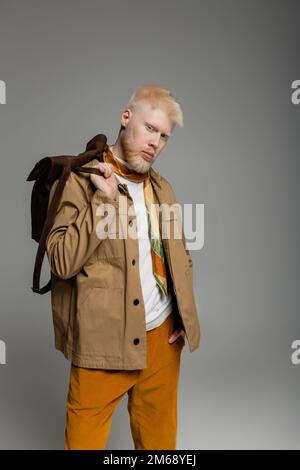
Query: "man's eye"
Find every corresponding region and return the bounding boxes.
[146,124,153,131]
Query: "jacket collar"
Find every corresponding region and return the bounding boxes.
[149,166,162,190]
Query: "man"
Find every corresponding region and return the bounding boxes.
[46,84,201,450]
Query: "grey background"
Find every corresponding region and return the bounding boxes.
[0,0,299,449]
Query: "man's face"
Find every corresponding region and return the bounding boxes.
[119,103,174,173]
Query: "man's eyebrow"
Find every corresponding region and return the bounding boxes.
[146,122,170,138]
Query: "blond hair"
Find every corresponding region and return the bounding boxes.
[126,84,184,128]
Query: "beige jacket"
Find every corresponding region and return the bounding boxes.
[46,156,201,369]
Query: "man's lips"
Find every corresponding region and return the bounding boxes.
[142,151,154,161]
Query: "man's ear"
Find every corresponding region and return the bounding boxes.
[120,107,133,128]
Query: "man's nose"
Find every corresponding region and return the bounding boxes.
[149,134,160,148]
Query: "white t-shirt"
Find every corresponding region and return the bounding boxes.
[111,152,173,331]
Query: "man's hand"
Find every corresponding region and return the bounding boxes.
[90,162,119,200]
[168,328,186,345]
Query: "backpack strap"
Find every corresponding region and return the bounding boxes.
[32,164,71,293]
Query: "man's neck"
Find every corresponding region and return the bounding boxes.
[109,144,136,171]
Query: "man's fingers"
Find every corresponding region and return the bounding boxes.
[168,328,186,343]
[99,163,113,177]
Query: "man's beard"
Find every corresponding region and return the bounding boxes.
[120,133,153,174]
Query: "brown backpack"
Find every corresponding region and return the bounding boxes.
[26,133,108,294]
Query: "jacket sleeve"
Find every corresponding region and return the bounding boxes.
[46,172,118,280]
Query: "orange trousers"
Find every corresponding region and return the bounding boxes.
[64,312,185,450]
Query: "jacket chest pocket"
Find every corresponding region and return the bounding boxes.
[160,212,184,244]
[96,212,126,260]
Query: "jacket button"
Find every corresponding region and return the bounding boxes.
[132,259,136,265]
[128,219,133,226]
[133,298,139,306]
[133,338,140,345]
[118,184,125,194]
